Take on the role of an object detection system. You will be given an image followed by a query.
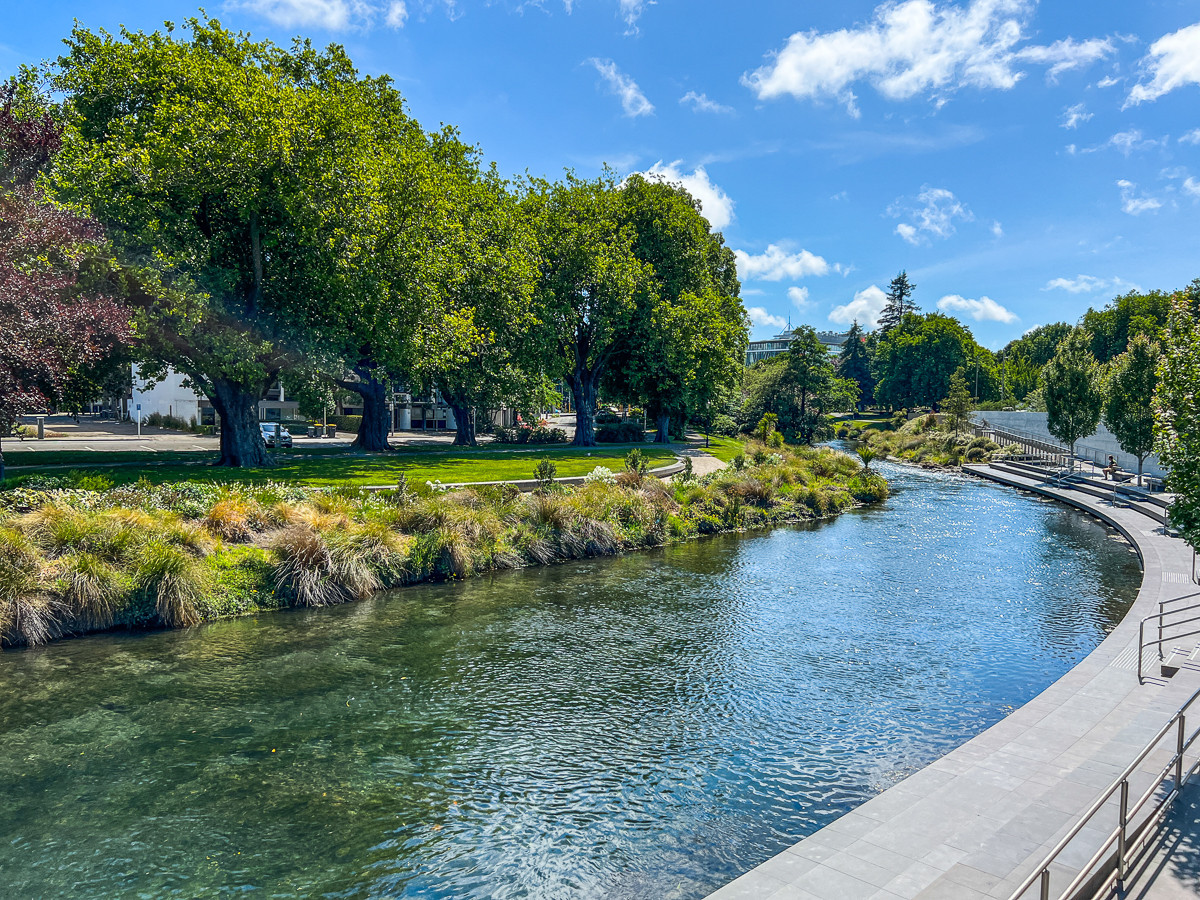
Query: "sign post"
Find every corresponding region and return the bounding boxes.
[136,404,142,437]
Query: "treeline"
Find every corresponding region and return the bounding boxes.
[0,17,748,474]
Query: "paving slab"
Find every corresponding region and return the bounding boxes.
[705,463,1199,900]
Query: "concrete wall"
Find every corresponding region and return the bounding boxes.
[972,410,1166,479]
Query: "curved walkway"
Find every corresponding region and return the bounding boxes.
[706,462,1198,900]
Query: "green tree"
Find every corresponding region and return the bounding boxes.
[603,175,747,443]
[419,154,541,446]
[1042,328,1102,459]
[50,19,370,466]
[1103,334,1160,486]
[1082,289,1173,362]
[877,270,917,333]
[523,173,647,446]
[1154,281,1200,547]
[787,326,836,444]
[999,322,1073,402]
[836,321,874,407]
[872,313,979,410]
[943,367,973,435]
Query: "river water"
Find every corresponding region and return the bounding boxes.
[0,462,1142,898]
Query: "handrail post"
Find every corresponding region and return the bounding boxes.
[1177,715,1186,788]
[1160,600,1166,660]
[1117,780,1129,888]
[1040,868,1050,900]
[1139,619,1145,683]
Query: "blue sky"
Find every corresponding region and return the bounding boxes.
[3,0,1199,348]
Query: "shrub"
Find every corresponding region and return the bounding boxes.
[768,431,785,449]
[711,414,738,436]
[730,452,746,470]
[68,471,115,492]
[492,425,568,445]
[678,457,694,481]
[584,466,616,485]
[329,415,362,434]
[755,413,779,441]
[596,421,645,443]
[965,446,988,463]
[625,447,649,475]
[533,459,558,489]
[595,411,621,426]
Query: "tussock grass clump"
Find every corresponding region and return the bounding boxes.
[55,552,124,628]
[136,541,206,628]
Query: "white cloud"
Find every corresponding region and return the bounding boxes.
[679,91,734,114]
[890,186,973,244]
[937,294,1018,323]
[1097,75,1119,88]
[618,0,645,30]
[1128,21,1200,105]
[735,244,832,281]
[830,285,888,327]
[588,58,654,117]
[788,286,812,309]
[1014,37,1115,81]
[742,0,1112,116]
[1180,129,1200,145]
[1184,177,1200,199]
[229,0,408,29]
[1106,129,1160,156]
[747,307,789,330]
[1117,179,1162,215]
[386,1,407,26]
[991,220,1003,237]
[640,161,735,229]
[1044,274,1106,293]
[1060,102,1092,129]
[1044,274,1142,294]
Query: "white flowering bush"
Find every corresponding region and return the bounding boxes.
[584,466,616,485]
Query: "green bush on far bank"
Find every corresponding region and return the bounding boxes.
[860,414,1016,468]
[0,443,887,649]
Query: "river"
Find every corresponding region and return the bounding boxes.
[0,461,1142,898]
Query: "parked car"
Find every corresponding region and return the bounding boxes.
[260,423,293,448]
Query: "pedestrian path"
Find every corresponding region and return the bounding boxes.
[705,462,1199,900]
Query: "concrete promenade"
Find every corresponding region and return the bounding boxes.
[706,462,1199,900]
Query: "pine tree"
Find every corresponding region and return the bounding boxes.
[836,321,874,406]
[878,270,917,333]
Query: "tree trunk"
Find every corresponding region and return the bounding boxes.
[0,433,5,483]
[210,379,270,468]
[345,377,390,452]
[570,375,597,447]
[654,412,671,444]
[450,404,477,446]
[1138,455,1145,488]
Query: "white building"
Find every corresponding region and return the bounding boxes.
[128,366,299,427]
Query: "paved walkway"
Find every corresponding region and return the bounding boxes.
[706,462,1199,900]
[1123,777,1200,899]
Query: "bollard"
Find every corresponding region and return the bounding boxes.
[36,416,44,440]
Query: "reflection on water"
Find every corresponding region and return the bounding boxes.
[0,462,1142,899]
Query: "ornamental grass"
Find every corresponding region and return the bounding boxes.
[0,443,886,648]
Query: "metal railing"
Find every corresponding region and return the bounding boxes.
[1139,595,1200,683]
[1006,685,1200,900]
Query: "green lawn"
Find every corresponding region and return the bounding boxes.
[8,445,682,487]
[1,446,347,468]
[697,435,749,463]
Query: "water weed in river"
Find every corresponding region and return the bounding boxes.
[0,442,887,648]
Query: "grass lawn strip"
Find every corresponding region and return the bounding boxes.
[5,446,680,487]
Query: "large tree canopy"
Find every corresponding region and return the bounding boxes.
[50,18,379,466]
[0,82,130,481]
[871,312,982,409]
[523,172,648,447]
[604,174,747,442]
[1103,333,1159,485]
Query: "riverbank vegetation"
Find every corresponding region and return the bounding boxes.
[0,443,886,648]
[859,414,1014,468]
